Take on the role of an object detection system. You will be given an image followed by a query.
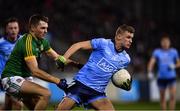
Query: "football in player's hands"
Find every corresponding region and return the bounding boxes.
[111,69,132,91]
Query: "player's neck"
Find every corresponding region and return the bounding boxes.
[115,45,123,52]
[162,47,170,50]
[29,32,35,37]
[112,39,124,53]
[6,35,17,43]
[29,32,39,41]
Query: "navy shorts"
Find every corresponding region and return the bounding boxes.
[157,78,176,89]
[66,81,106,107]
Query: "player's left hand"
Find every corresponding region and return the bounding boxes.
[147,72,154,80]
[120,78,132,91]
[75,63,84,69]
[56,79,68,93]
[168,64,176,70]
[69,61,84,69]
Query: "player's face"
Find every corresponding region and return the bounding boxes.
[6,22,19,41]
[161,38,170,49]
[115,31,134,50]
[33,20,48,39]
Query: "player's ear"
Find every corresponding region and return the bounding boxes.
[30,24,36,32]
[116,33,122,40]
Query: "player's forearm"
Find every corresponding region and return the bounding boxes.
[31,68,60,84]
[175,60,180,68]
[147,63,154,72]
[46,48,60,60]
[147,58,156,72]
[64,43,81,59]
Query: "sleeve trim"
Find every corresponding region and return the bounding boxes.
[46,48,53,53]
[24,56,36,60]
[25,34,33,56]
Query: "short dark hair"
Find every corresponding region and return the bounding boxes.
[4,17,19,27]
[116,24,135,35]
[29,14,48,29]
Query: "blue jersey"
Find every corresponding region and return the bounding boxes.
[152,48,179,79]
[74,38,131,92]
[0,36,21,76]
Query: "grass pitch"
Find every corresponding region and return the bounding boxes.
[46,101,180,110]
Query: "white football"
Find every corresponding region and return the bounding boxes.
[111,69,132,91]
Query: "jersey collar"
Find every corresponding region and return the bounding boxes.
[4,35,20,43]
[111,39,124,53]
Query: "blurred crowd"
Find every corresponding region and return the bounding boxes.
[0,0,179,77]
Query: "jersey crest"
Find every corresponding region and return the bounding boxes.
[97,57,117,72]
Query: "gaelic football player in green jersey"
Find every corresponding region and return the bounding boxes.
[1,14,71,110]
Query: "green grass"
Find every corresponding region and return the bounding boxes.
[46,101,180,110]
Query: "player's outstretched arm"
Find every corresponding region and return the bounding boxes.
[25,56,68,90]
[25,56,60,84]
[63,40,92,59]
[147,57,156,79]
[175,58,180,68]
[46,48,76,64]
[45,41,91,70]
[45,48,77,70]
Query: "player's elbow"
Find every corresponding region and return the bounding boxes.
[30,68,41,77]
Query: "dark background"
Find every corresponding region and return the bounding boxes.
[0,0,179,77]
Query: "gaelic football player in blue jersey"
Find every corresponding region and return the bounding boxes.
[57,24,135,110]
[0,17,23,110]
[148,35,180,110]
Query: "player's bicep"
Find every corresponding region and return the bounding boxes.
[77,40,92,50]
[25,56,39,73]
[63,40,92,59]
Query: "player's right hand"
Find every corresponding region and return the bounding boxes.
[56,55,67,71]
[147,72,154,80]
[74,62,84,69]
[56,79,68,93]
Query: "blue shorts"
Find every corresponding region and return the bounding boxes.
[66,80,107,107]
[157,78,176,89]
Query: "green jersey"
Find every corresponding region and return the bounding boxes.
[2,33,51,78]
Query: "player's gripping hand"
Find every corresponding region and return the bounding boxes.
[56,79,68,93]
[69,61,84,69]
[147,72,154,80]
[75,63,84,69]
[55,55,67,71]
[168,64,176,70]
[120,77,132,91]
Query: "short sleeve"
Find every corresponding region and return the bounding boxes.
[23,35,36,60]
[173,49,179,60]
[90,38,107,49]
[152,49,159,59]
